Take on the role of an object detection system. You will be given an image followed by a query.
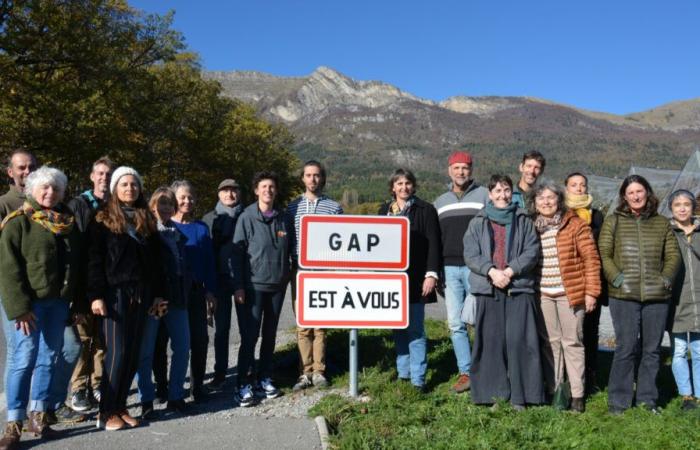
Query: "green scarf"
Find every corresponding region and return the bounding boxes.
[484,201,517,252]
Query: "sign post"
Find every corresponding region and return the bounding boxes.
[297,215,410,398]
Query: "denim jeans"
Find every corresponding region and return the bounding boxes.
[235,289,285,385]
[3,300,69,421]
[671,332,700,398]
[213,284,234,376]
[443,265,472,375]
[136,308,190,402]
[394,303,427,387]
[47,324,81,410]
[608,298,668,409]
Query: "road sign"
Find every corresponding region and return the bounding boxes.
[299,215,409,270]
[296,271,409,329]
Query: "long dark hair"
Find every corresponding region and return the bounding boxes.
[615,174,659,218]
[96,187,157,236]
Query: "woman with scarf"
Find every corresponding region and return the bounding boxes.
[668,189,700,411]
[170,180,217,403]
[88,166,164,431]
[378,169,441,393]
[232,171,291,406]
[564,172,606,393]
[599,175,680,414]
[0,167,81,446]
[135,187,192,419]
[530,179,600,412]
[463,174,543,409]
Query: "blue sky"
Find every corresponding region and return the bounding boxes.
[131,0,699,115]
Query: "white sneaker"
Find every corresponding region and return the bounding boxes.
[293,374,313,391]
[312,373,329,388]
[256,378,281,399]
[237,384,256,407]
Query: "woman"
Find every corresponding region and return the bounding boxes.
[378,169,441,393]
[0,166,81,445]
[170,180,217,402]
[564,172,606,394]
[598,174,680,414]
[668,189,700,411]
[531,179,601,412]
[88,166,164,430]
[232,171,290,407]
[463,174,543,409]
[135,188,192,418]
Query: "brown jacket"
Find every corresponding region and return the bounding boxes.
[552,210,602,306]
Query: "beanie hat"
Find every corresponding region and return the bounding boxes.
[448,151,472,166]
[110,166,143,193]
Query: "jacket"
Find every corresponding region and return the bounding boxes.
[232,203,291,292]
[670,219,700,333]
[463,207,540,296]
[598,210,680,302]
[0,187,24,221]
[0,203,83,319]
[378,197,442,304]
[539,210,601,306]
[86,220,165,302]
[156,222,191,309]
[433,182,488,266]
[67,190,105,233]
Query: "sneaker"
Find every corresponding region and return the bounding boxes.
[681,396,698,411]
[293,374,313,392]
[608,405,626,415]
[206,373,226,391]
[54,405,87,424]
[312,373,329,388]
[237,385,256,407]
[91,388,101,405]
[71,390,91,412]
[256,378,281,399]
[192,386,208,404]
[0,421,22,450]
[104,414,126,431]
[511,404,526,412]
[413,384,427,394]
[451,374,471,393]
[119,410,140,428]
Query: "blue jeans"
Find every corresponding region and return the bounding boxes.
[136,308,190,402]
[3,300,69,421]
[671,332,700,398]
[443,265,472,375]
[394,303,427,387]
[47,324,81,410]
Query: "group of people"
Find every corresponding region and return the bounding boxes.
[0,146,698,448]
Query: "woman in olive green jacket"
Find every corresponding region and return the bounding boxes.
[598,175,680,414]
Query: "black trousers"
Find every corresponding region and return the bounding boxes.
[188,284,209,390]
[583,301,602,376]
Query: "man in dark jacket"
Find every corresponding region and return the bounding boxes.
[433,151,488,394]
[202,179,243,389]
[66,156,114,413]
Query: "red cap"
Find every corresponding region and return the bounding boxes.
[448,151,472,166]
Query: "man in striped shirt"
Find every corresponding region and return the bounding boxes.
[434,151,488,393]
[287,160,343,391]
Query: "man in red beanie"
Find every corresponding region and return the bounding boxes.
[433,150,488,393]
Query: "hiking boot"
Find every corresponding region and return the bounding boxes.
[27,412,60,439]
[119,410,140,428]
[140,401,156,421]
[256,378,281,399]
[54,405,87,424]
[293,374,313,392]
[571,397,585,413]
[71,390,91,412]
[0,421,22,450]
[166,399,189,414]
[312,373,329,388]
[237,384,256,407]
[451,374,471,393]
[206,373,226,391]
[681,396,698,411]
[104,414,126,431]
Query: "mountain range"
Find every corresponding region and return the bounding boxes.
[205,67,700,203]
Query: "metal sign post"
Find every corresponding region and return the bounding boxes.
[349,329,358,397]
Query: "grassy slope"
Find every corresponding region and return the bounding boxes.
[307,320,700,450]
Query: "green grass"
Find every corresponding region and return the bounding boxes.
[307,320,700,450]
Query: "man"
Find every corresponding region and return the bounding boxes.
[512,150,546,208]
[434,151,488,393]
[288,161,343,391]
[202,179,243,390]
[66,157,114,413]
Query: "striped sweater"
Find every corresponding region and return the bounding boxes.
[287,194,343,258]
[538,227,565,296]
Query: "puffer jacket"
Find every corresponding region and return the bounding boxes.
[598,210,680,302]
[539,210,601,307]
[670,219,700,333]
